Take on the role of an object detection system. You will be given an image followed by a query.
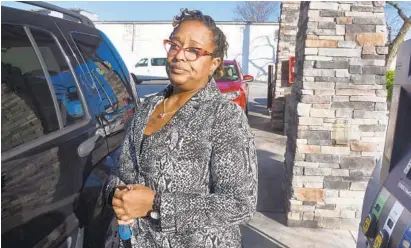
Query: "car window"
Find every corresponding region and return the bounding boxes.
[151,58,166,66]
[71,32,134,135]
[216,64,240,82]
[136,58,148,67]
[1,24,59,152]
[30,28,85,127]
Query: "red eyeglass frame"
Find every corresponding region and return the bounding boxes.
[163,39,213,61]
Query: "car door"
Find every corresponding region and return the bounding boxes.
[150,57,168,79]
[50,17,138,247]
[1,7,109,248]
[237,62,249,94]
[134,58,150,78]
[69,30,136,153]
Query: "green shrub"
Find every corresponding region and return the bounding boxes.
[386,70,395,100]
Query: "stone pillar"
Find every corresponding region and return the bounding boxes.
[271,2,300,132]
[284,1,388,229]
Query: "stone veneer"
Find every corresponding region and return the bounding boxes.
[271,2,300,132]
[282,1,388,229]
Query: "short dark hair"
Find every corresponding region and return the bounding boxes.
[171,8,228,78]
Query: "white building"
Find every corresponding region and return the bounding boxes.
[389,31,411,70]
[73,9,98,21]
[95,21,280,82]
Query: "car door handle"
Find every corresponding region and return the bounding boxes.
[78,132,105,157]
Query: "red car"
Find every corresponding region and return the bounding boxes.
[216,60,254,114]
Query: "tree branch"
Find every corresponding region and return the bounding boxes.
[233,1,279,22]
[387,1,411,23]
[386,20,411,69]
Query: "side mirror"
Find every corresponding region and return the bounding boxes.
[243,74,254,83]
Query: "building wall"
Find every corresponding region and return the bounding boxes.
[389,31,411,70]
[95,22,279,81]
[271,2,300,132]
[283,1,388,230]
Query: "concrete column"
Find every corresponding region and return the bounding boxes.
[271,2,300,132]
[283,1,388,229]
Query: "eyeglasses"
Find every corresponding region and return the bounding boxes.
[163,39,213,61]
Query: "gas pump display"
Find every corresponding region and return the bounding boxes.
[356,40,411,248]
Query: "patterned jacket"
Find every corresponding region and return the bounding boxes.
[106,78,258,247]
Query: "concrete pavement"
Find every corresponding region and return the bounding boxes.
[242,82,357,248]
[242,212,357,248]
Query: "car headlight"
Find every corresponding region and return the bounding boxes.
[222,91,241,100]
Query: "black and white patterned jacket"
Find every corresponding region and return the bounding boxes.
[106,78,258,248]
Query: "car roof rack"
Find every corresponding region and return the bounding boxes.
[18,1,95,27]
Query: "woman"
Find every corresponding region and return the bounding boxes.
[106,9,258,248]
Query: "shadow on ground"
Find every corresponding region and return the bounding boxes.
[256,149,286,214]
[248,102,271,132]
[253,97,268,106]
[249,100,270,117]
[247,92,288,221]
[241,224,290,248]
[246,83,289,229]
[248,98,284,136]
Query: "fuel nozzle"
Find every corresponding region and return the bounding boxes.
[362,213,378,239]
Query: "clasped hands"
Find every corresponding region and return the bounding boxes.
[112,184,156,225]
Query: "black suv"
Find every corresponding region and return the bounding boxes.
[1,2,137,247]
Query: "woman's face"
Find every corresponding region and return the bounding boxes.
[166,20,221,91]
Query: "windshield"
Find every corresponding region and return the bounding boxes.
[136,58,148,67]
[217,64,239,82]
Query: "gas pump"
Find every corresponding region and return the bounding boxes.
[356,40,411,248]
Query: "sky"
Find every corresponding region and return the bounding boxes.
[385,2,411,40]
[1,1,280,22]
[1,1,409,39]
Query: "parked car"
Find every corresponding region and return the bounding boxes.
[131,57,168,82]
[1,2,137,248]
[216,60,254,114]
[133,60,254,113]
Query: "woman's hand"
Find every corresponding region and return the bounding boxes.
[112,184,156,223]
